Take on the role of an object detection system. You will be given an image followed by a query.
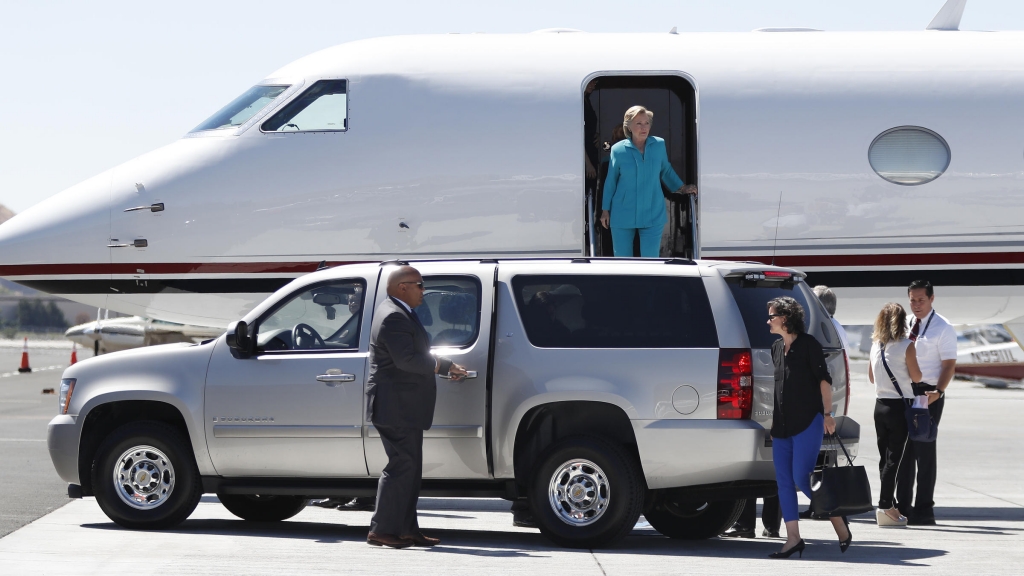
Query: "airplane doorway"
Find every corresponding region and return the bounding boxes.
[584,75,698,258]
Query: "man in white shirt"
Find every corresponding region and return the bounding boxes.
[896,279,956,526]
[813,285,850,354]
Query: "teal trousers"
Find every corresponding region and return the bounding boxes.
[611,225,662,258]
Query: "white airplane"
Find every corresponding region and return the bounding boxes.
[64,312,222,355]
[3,1,1024,334]
[954,325,1024,385]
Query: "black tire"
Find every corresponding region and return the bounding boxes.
[218,494,308,521]
[644,496,745,539]
[528,436,644,548]
[92,421,202,530]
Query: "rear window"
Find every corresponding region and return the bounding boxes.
[725,276,839,349]
[511,274,718,349]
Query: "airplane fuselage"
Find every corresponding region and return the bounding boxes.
[2,31,1024,326]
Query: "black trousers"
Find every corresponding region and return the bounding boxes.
[896,396,944,515]
[369,425,423,536]
[734,497,781,532]
[874,398,909,509]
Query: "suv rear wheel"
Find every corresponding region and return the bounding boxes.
[92,421,202,529]
[218,494,308,522]
[528,436,644,548]
[644,495,744,539]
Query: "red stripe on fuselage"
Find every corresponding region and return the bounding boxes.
[2,251,1024,277]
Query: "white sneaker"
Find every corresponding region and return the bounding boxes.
[876,507,908,527]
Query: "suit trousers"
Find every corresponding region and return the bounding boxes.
[369,425,424,536]
[896,396,944,516]
[610,225,663,258]
[734,496,782,533]
[874,398,909,510]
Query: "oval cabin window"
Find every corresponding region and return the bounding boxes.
[868,127,950,185]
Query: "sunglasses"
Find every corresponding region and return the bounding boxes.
[768,313,786,318]
[399,281,425,289]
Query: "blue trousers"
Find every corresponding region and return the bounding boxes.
[610,225,663,257]
[773,413,824,523]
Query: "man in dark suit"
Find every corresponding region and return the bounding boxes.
[366,265,467,548]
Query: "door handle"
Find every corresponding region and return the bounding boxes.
[107,239,148,248]
[316,373,356,386]
[439,370,478,380]
[124,203,165,213]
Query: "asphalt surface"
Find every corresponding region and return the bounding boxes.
[0,357,1021,574]
[0,347,81,537]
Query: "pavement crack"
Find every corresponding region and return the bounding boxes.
[589,549,608,576]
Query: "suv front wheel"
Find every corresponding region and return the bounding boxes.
[92,421,202,530]
[528,436,644,548]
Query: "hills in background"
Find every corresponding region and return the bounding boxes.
[0,203,13,225]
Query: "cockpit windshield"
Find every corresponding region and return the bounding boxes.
[191,85,289,132]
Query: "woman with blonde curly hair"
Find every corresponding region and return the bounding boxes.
[868,302,923,527]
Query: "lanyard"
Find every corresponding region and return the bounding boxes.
[917,310,935,340]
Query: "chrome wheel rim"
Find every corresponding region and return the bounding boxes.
[547,458,610,527]
[112,445,175,510]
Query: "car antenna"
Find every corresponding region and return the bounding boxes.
[771,190,783,266]
[316,260,328,271]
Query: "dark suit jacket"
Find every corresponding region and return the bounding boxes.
[366,297,453,430]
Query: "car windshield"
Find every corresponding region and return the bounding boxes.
[191,85,289,132]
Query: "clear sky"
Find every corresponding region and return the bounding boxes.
[2,0,1023,213]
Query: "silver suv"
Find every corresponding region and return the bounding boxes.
[48,258,857,548]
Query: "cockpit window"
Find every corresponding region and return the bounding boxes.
[262,80,348,132]
[191,85,289,132]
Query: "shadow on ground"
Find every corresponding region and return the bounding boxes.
[78,517,957,565]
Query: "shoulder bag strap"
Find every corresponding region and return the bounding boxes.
[879,342,909,400]
[828,433,856,467]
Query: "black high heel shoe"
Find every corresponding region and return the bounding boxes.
[839,517,853,553]
[768,539,805,559]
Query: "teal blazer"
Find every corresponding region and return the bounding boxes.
[601,136,685,229]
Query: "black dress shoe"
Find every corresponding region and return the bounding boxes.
[908,513,936,526]
[721,527,756,538]
[762,528,781,538]
[367,532,413,549]
[341,497,376,511]
[512,507,539,528]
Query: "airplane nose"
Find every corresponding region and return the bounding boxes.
[0,168,111,297]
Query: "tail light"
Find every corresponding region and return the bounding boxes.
[717,349,752,419]
[843,350,851,416]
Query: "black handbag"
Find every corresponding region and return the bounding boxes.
[809,434,874,517]
[880,343,938,443]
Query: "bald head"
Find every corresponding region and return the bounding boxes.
[387,265,425,308]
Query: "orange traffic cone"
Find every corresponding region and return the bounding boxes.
[18,337,32,373]
[70,343,78,366]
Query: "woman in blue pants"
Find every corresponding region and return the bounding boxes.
[599,106,696,257]
[766,296,852,558]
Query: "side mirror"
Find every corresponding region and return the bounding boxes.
[226,320,251,357]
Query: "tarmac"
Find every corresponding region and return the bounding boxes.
[0,353,1021,575]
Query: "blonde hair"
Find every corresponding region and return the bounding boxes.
[872,302,908,345]
[623,106,653,139]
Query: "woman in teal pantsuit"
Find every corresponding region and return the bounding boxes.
[600,105,697,257]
